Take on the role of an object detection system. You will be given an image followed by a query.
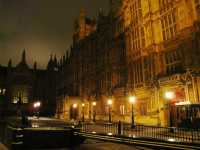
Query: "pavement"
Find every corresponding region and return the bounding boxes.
[31,139,153,150]
[75,139,153,150]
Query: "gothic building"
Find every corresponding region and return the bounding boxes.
[0,50,57,117]
[56,0,200,127]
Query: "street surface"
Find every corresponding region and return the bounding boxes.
[5,117,198,149]
[29,117,200,144]
[75,139,153,150]
[32,139,153,150]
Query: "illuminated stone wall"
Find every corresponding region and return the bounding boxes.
[56,0,200,126]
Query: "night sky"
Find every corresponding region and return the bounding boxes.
[0,0,108,68]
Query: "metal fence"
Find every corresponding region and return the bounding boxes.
[79,122,200,144]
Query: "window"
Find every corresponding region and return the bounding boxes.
[3,89,6,95]
[0,88,6,95]
[132,27,145,51]
[165,50,183,75]
[120,105,125,115]
[130,0,145,52]
[139,101,147,116]
[133,59,143,86]
[159,0,177,41]
[143,57,150,81]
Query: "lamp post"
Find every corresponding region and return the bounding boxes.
[92,102,96,122]
[82,103,85,122]
[129,96,136,128]
[107,99,112,123]
[165,91,175,127]
[73,103,77,120]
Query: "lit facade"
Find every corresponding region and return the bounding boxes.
[56,0,200,127]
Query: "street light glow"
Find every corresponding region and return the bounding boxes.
[129,96,136,104]
[73,103,77,108]
[165,91,175,100]
[107,132,113,136]
[33,101,41,108]
[92,101,96,106]
[107,99,112,105]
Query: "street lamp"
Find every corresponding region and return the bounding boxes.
[33,101,41,118]
[165,91,175,100]
[164,91,175,127]
[33,101,41,108]
[73,103,77,108]
[92,102,96,122]
[82,103,85,122]
[107,99,112,123]
[129,96,136,128]
[73,103,77,120]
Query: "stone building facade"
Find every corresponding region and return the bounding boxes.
[0,50,57,117]
[56,0,200,127]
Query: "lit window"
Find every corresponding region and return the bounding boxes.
[139,102,147,116]
[159,1,177,41]
[120,105,125,115]
[13,97,18,104]
[130,0,145,52]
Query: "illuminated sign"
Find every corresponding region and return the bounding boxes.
[175,101,191,106]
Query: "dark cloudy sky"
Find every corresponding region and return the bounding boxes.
[0,0,109,68]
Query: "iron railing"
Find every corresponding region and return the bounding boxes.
[79,122,200,144]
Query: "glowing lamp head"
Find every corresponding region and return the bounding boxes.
[73,103,77,108]
[165,91,175,100]
[129,96,136,104]
[33,102,41,108]
[33,103,37,108]
[92,102,96,106]
[82,103,85,107]
[107,99,112,105]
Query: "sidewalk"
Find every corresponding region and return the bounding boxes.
[0,143,8,150]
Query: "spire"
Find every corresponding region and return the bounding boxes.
[8,59,12,68]
[63,55,66,65]
[54,55,57,64]
[66,50,69,58]
[22,49,26,63]
[34,61,37,70]
[47,54,53,70]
